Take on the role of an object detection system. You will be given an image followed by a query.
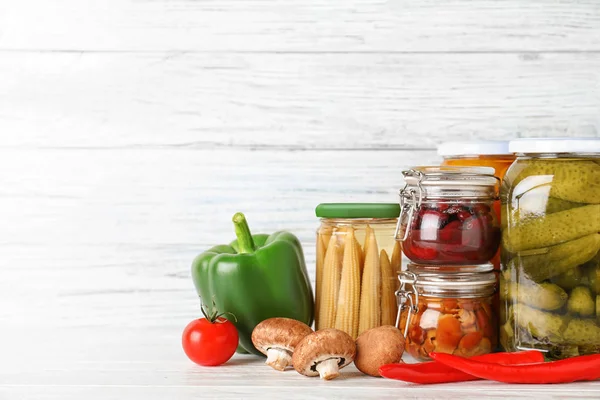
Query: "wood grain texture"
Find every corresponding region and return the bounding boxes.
[3,0,600,397]
[0,148,433,334]
[2,148,600,398]
[1,0,600,52]
[1,52,599,149]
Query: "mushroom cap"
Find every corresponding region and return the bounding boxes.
[251,318,313,355]
[292,328,356,377]
[354,325,406,377]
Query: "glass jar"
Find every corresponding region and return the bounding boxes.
[315,203,401,339]
[397,264,497,361]
[439,140,516,272]
[500,138,600,360]
[438,140,516,179]
[397,166,501,265]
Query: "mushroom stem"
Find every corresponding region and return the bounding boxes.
[315,358,341,380]
[265,348,292,371]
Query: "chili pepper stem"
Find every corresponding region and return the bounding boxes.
[232,212,256,254]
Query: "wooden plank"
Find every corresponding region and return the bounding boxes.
[1,0,599,52]
[2,146,600,397]
[1,52,599,149]
[1,326,600,397]
[0,148,431,327]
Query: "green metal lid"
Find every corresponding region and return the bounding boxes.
[315,203,400,219]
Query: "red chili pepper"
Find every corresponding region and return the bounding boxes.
[379,351,544,384]
[430,352,600,384]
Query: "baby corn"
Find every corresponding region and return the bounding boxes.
[380,249,397,326]
[358,228,381,335]
[317,234,342,330]
[315,233,327,323]
[334,228,362,338]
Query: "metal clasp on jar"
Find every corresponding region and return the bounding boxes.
[395,271,419,338]
[394,169,424,242]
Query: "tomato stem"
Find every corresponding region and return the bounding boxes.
[199,297,237,323]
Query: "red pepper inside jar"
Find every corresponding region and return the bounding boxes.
[396,167,501,265]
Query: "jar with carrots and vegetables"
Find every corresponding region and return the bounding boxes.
[314,203,401,339]
[397,264,497,361]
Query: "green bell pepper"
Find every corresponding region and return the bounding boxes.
[191,212,314,356]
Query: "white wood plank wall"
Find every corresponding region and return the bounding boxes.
[1,1,600,398]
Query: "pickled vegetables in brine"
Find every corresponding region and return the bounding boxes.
[501,155,600,359]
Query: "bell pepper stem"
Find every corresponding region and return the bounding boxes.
[232,212,256,254]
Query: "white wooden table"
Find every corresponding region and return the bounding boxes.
[1,1,600,398]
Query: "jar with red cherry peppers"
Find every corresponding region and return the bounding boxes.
[396,167,501,265]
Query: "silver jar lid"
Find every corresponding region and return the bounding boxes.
[398,263,496,299]
[402,166,499,199]
[394,263,496,337]
[396,166,499,241]
[509,138,600,155]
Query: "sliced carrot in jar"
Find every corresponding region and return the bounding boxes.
[435,314,463,354]
[479,338,492,353]
[454,331,484,357]
[440,299,459,314]
[405,342,422,359]
[423,328,437,355]
[409,325,426,345]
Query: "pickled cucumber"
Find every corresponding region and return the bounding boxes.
[503,205,600,252]
[514,304,566,341]
[562,318,600,346]
[579,344,600,354]
[583,251,600,294]
[550,161,600,204]
[548,345,580,359]
[553,267,588,291]
[511,188,582,221]
[499,309,514,351]
[510,234,600,281]
[567,286,595,317]
[500,321,514,351]
[546,197,583,214]
[588,267,599,295]
[506,281,567,311]
[512,160,600,204]
[514,304,600,348]
[597,296,600,323]
[499,274,509,301]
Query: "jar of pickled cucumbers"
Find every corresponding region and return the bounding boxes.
[397,166,501,265]
[398,263,497,361]
[315,203,401,339]
[500,138,600,359]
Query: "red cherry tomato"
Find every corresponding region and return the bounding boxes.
[182,317,238,366]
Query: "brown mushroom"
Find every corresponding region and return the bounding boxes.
[292,329,356,380]
[354,325,405,377]
[251,318,313,371]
